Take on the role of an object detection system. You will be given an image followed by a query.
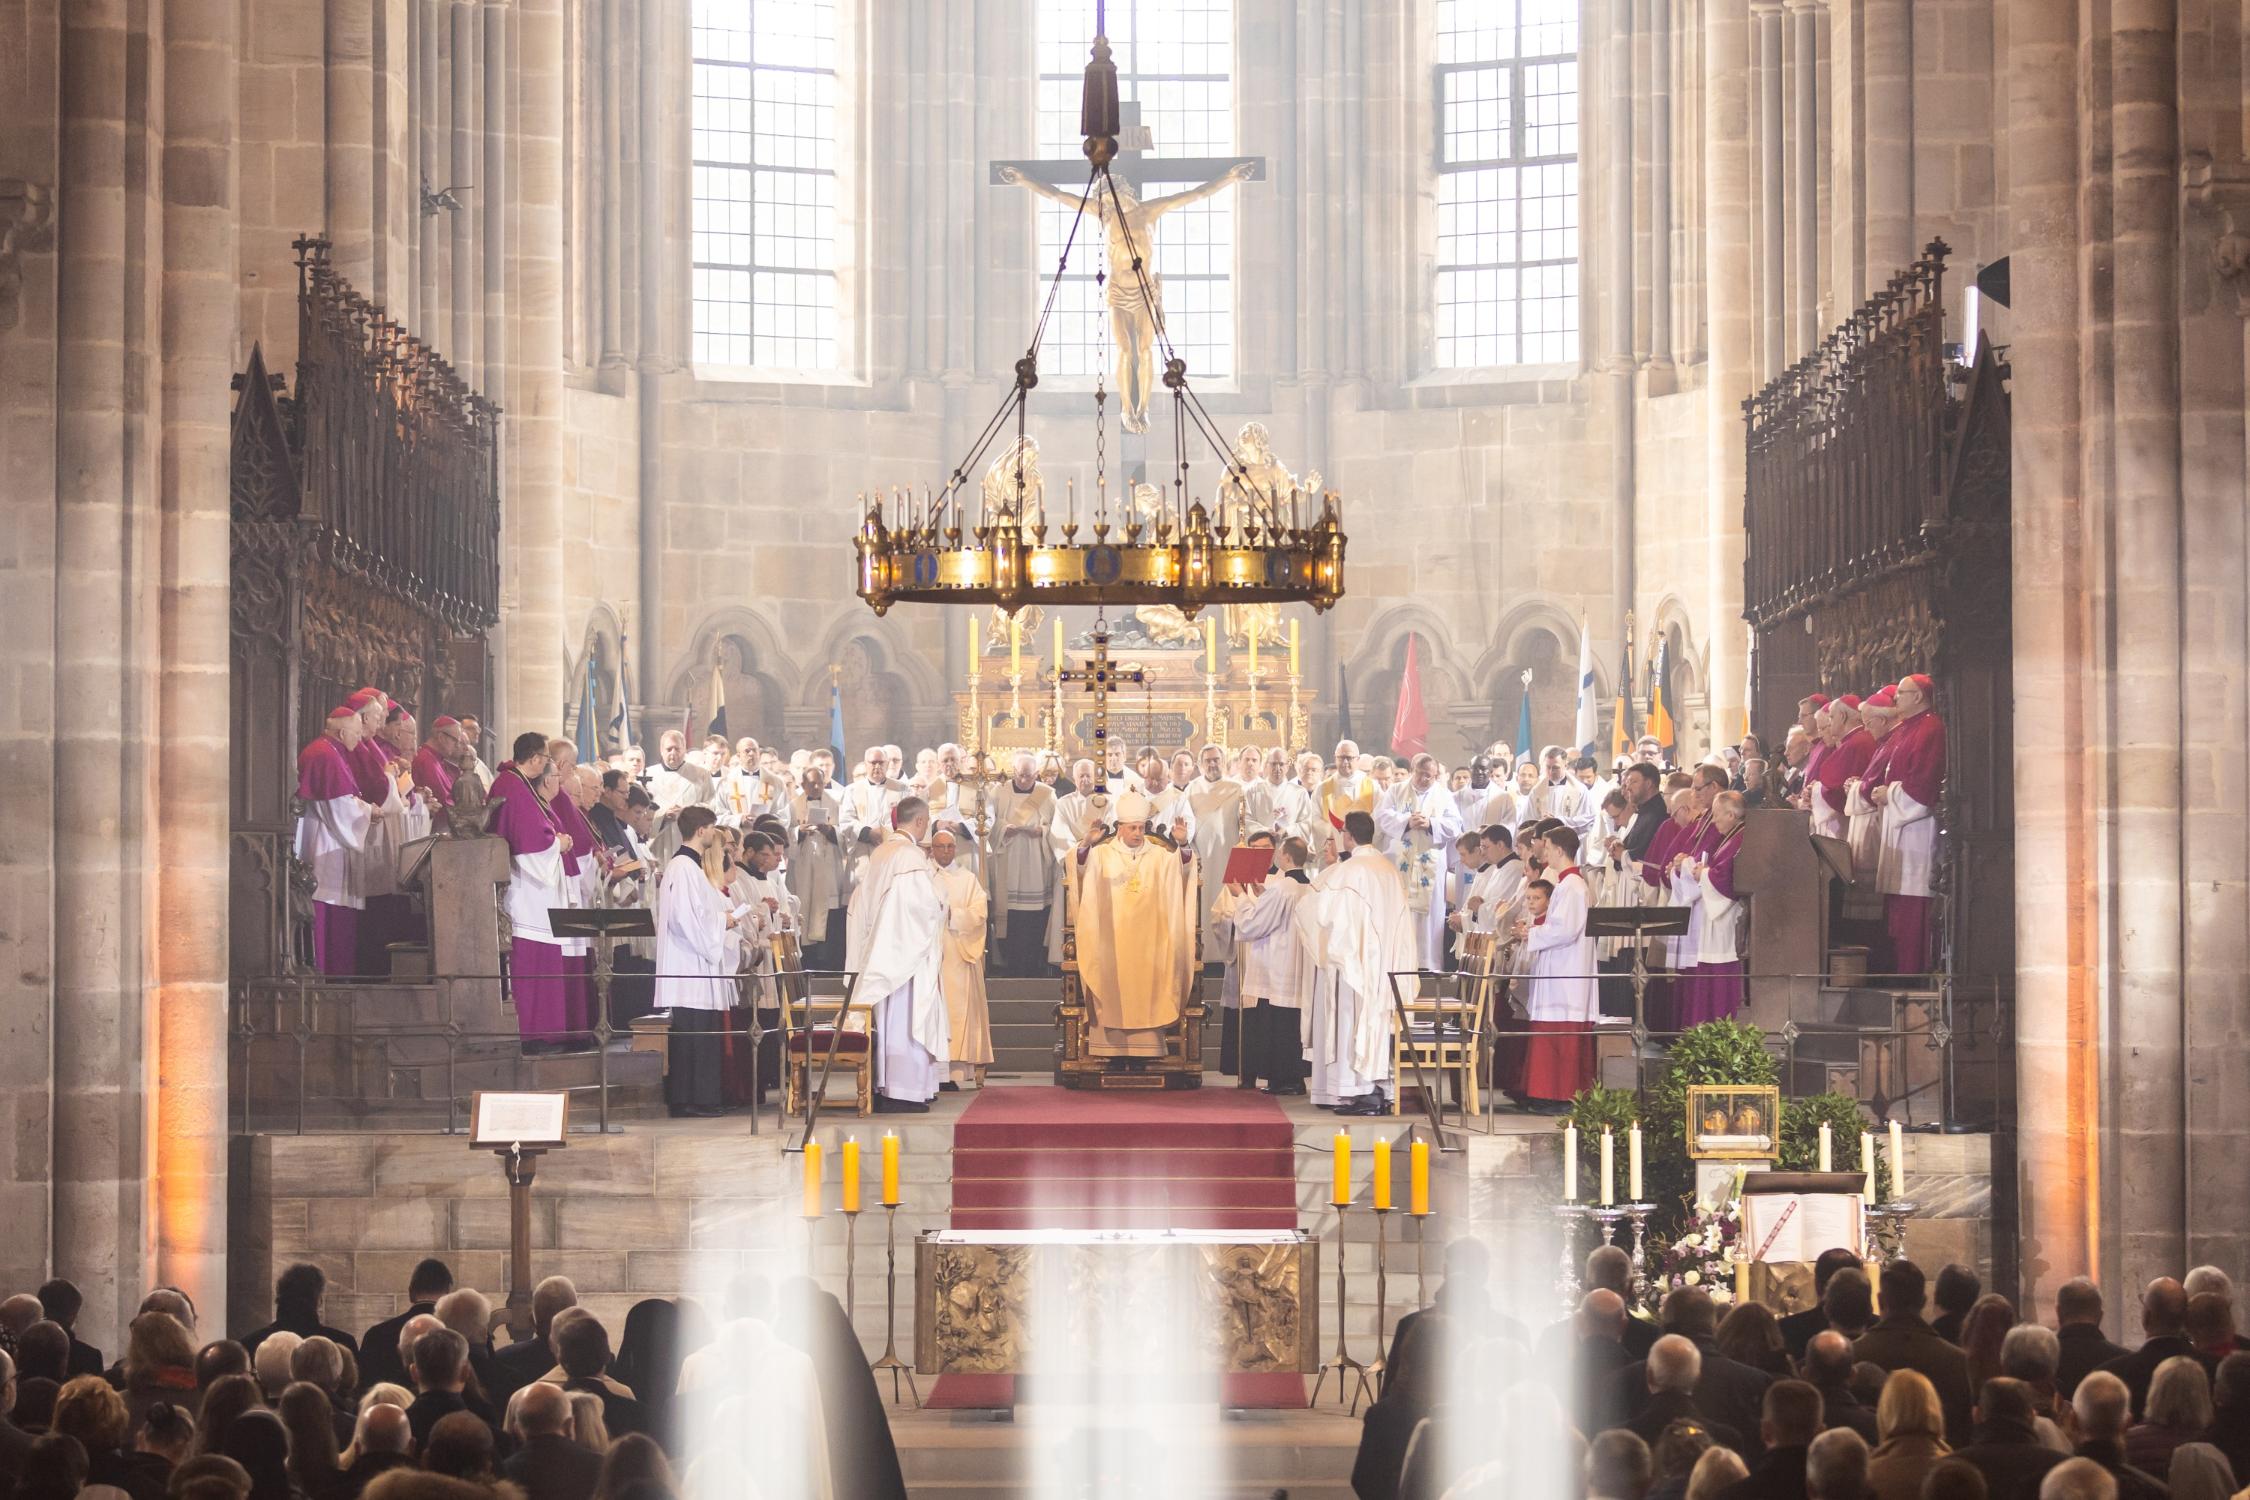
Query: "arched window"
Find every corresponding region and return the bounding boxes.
[690,0,842,371]
[1434,0,1580,369]
[1034,0,1238,383]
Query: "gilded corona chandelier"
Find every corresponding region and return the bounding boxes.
[852,5,1348,622]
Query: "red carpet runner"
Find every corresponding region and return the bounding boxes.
[929,1084,1308,1408]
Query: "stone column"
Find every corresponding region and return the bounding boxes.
[483,0,510,400]
[1861,0,1912,278]
[54,0,157,1342]
[597,0,624,369]
[1786,0,1819,357]
[1606,0,1638,648]
[505,0,566,729]
[417,0,445,333]
[1646,0,1673,368]
[1753,1,1784,381]
[327,0,376,284]
[1700,0,1751,742]
[372,0,411,306]
[451,0,480,374]
[2004,0,2093,1302]
[636,0,675,704]
[158,0,239,1331]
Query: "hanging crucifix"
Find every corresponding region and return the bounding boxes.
[1056,612,1147,754]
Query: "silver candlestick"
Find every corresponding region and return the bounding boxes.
[1866,1199,1918,1264]
[1553,1203,1588,1307]
[1621,1202,1656,1314]
[1588,1205,1627,1250]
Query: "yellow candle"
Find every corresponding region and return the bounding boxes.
[1628,1126,1644,1202]
[1205,615,1218,674]
[1053,617,1064,673]
[1289,618,1300,677]
[1332,1131,1351,1207]
[1248,625,1258,678]
[1861,1131,1876,1200]
[1372,1138,1393,1210]
[881,1131,900,1206]
[1563,1124,1578,1202]
[841,1137,861,1214]
[1410,1139,1430,1216]
[967,614,980,670]
[1009,613,1021,678]
[1889,1120,1906,1198]
[1818,1122,1833,1173]
[1600,1129,1615,1206]
[802,1140,823,1219]
[1735,1256,1751,1304]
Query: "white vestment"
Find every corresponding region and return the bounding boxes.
[1046,790,1114,964]
[845,831,948,1102]
[295,788,370,907]
[1293,845,1418,1104]
[1878,786,1938,897]
[787,788,845,941]
[1186,775,1246,948]
[655,851,738,1012]
[1215,875,1312,1009]
[1844,776,1884,881]
[1523,870,1599,1022]
[991,781,1058,936]
[837,776,902,880]
[1375,780,1465,970]
[933,863,993,1082]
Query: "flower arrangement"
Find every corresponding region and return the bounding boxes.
[1646,1195,1746,1306]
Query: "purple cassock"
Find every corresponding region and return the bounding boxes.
[411,744,456,809]
[295,734,368,976]
[488,765,593,1045]
[1879,708,1948,975]
[1675,825,1747,1028]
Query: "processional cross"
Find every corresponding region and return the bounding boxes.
[1056,614,1146,753]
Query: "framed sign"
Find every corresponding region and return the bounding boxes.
[469,1091,571,1151]
[1686,1084,1781,1160]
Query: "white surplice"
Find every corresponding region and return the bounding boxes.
[1214,875,1312,1009]
[294,786,370,908]
[845,831,948,1102]
[1523,869,1599,1023]
[1293,845,1418,1104]
[655,851,738,1013]
[1375,779,1465,970]
[1186,775,1246,948]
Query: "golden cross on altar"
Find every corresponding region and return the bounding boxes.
[1055,618,1147,753]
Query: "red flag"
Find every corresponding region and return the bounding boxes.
[1390,635,1430,759]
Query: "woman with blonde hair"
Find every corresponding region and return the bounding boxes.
[1867,1368,1950,1500]
[2126,1354,2215,1477]
[1681,1445,1748,1500]
[570,1388,613,1453]
[120,1310,199,1432]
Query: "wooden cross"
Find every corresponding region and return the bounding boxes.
[1056,616,1146,753]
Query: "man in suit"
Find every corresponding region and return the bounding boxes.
[491,1276,579,1401]
[1570,1290,1645,1433]
[1538,1246,1660,1366]
[1779,1249,1866,1361]
[404,1327,479,1449]
[2092,1277,2197,1419]
[1802,1428,1872,1500]
[0,1349,33,1496]
[1951,1377,2069,1500]
[1852,1259,1975,1445]
[359,1258,453,1391]
[240,1262,360,1359]
[2068,1370,2170,1500]
[1625,1335,1746,1455]
[34,1280,103,1379]
[1716,1379,1825,1499]
[500,1382,604,1500]
[2052,1278,2129,1399]
[1801,1330,1878,1443]
[1605,1287,1775,1453]
[553,1315,648,1440]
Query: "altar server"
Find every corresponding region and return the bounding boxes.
[658,807,741,1117]
[1295,810,1418,1116]
[1516,827,1598,1108]
[1215,835,1315,1095]
[846,797,949,1112]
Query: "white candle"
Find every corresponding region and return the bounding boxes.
[1628,1125,1644,1202]
[1861,1131,1876,1201]
[1563,1125,1578,1202]
[1818,1122,1833,1173]
[1889,1120,1906,1199]
[1600,1129,1615,1207]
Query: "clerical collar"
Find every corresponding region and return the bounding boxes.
[1285,868,1311,884]
[671,845,702,863]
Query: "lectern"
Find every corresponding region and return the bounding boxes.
[547,907,656,1134]
[469,1090,569,1340]
[1585,906,1690,1091]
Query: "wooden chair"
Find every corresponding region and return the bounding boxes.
[774,930,878,1117]
[1392,932,1500,1119]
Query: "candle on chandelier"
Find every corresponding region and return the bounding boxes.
[1289,618,1301,678]
[881,1131,900,1206]
[1332,1132,1351,1207]
[802,1140,823,1219]
[1628,1125,1644,1201]
[1410,1138,1430,1216]
[1818,1122,1833,1172]
[1563,1124,1578,1202]
[1372,1138,1393,1211]
[841,1137,861,1214]
[1889,1120,1906,1199]
[1599,1128,1615,1207]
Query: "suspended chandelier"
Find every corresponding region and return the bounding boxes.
[851,7,1348,621]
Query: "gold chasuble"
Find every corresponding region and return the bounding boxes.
[1075,837,1199,1057]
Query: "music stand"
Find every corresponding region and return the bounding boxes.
[1585,906,1691,1094]
[548,908,657,1135]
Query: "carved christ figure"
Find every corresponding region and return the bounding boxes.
[997,162,1256,434]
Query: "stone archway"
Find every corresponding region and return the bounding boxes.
[1484,626,1579,759]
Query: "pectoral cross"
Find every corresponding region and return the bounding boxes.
[1056,613,1146,753]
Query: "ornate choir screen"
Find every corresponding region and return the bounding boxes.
[229,238,502,979]
[1739,239,2015,1008]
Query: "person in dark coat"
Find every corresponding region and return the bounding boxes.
[2095,1277,2201,1419]
[1714,1379,1825,1499]
[403,1328,478,1450]
[1567,1290,1646,1436]
[1604,1288,1775,1454]
[1802,1331,1880,1444]
[490,1277,579,1405]
[2199,1351,2250,1485]
[1625,1335,1746,1456]
[1932,1266,1983,1346]
[240,1264,359,1361]
[33,1283,103,1381]
[610,1298,705,1459]
[1851,1260,1975,1446]
[1951,1378,2069,1500]
[776,1278,906,1500]
[1780,1250,1867,1362]
[2068,1370,2172,1500]
[357,1259,453,1392]
[2053,1278,2131,1400]
[1350,1314,1445,1500]
[1537,1246,1660,1367]
[500,1382,603,1500]
[554,1316,648,1441]
[0,1348,36,1497]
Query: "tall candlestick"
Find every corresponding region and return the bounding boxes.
[842,1137,862,1214]
[1628,1125,1644,1201]
[1333,1132,1352,1207]
[1205,615,1218,674]
[967,614,980,673]
[1372,1138,1393,1211]
[1053,617,1064,674]
[881,1131,900,1206]
[1818,1122,1833,1173]
[1888,1120,1906,1198]
[1009,613,1022,678]
[1600,1129,1615,1206]
[1563,1125,1578,1202]
[1248,624,1258,678]
[1289,618,1301,677]
[1410,1139,1430,1217]
[1861,1131,1876,1201]
[802,1141,823,1219]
